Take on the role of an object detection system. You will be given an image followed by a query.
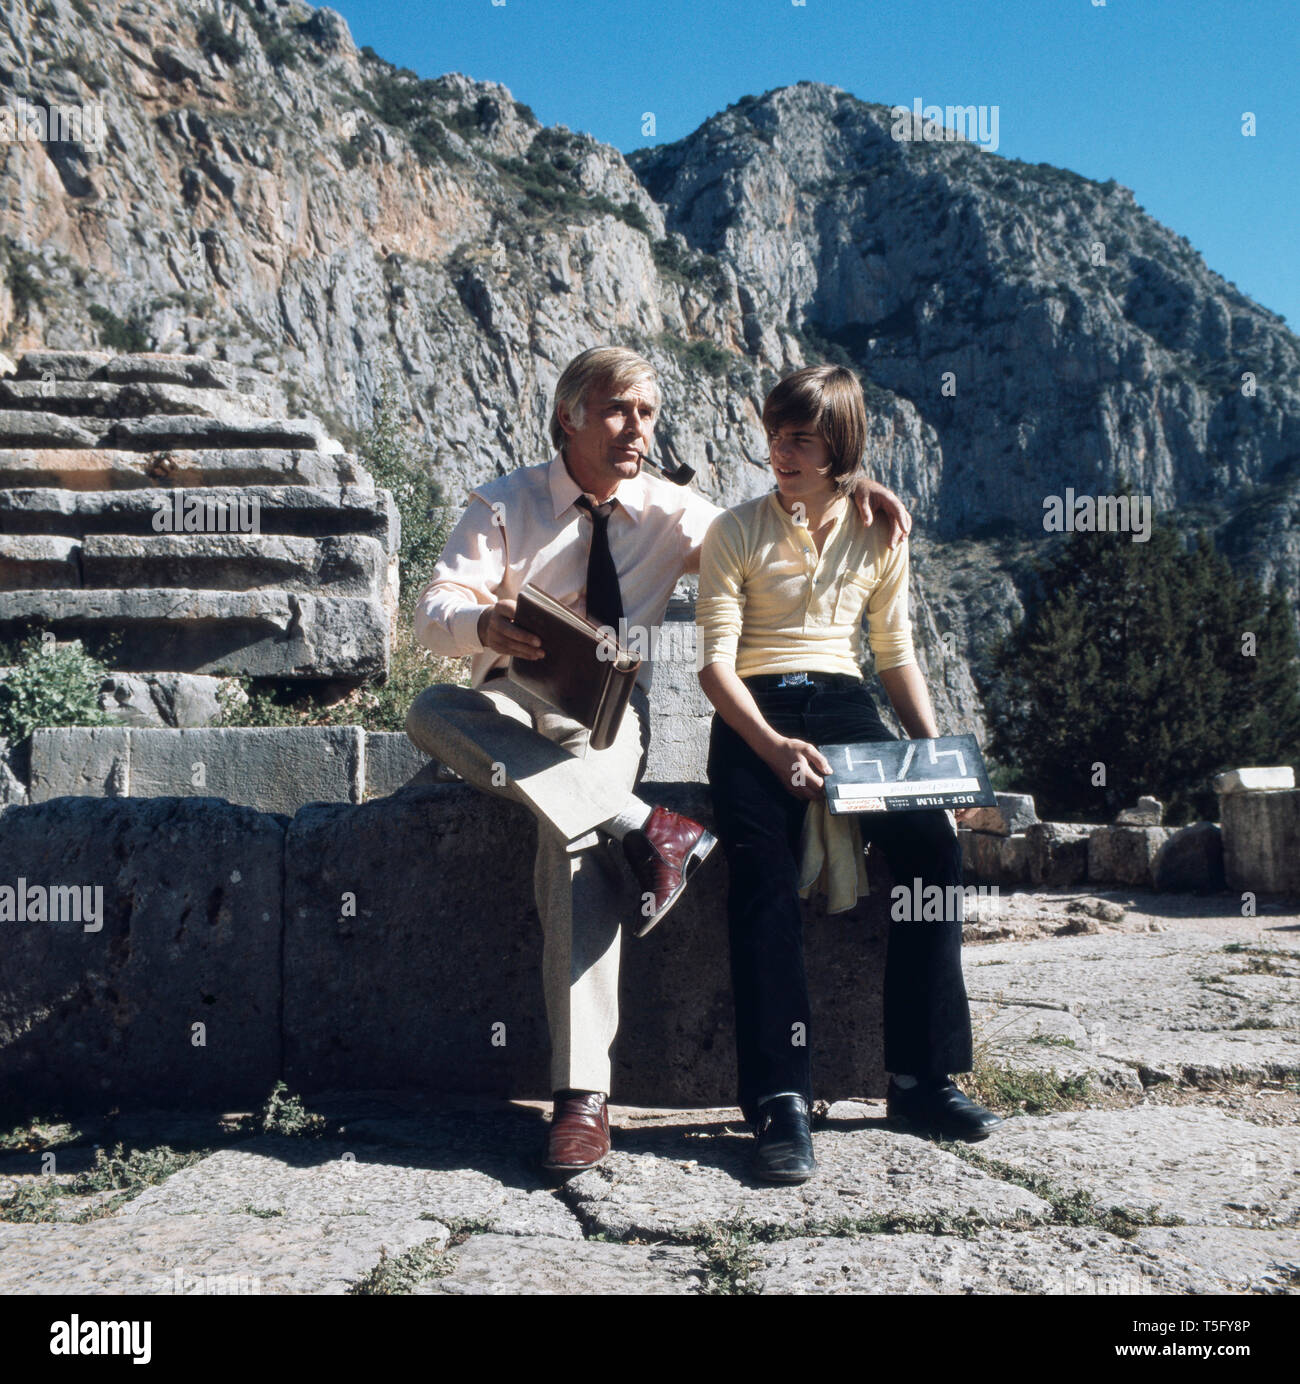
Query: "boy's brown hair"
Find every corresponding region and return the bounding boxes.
[761,364,868,496]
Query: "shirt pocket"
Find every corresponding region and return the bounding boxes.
[833,570,876,625]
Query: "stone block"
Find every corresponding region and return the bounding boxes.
[1,485,398,548]
[0,589,389,679]
[0,797,284,1109]
[1087,825,1174,887]
[363,731,453,797]
[1024,821,1101,886]
[0,447,371,491]
[28,726,130,800]
[282,782,895,1106]
[960,792,1037,836]
[1220,789,1300,895]
[1152,822,1225,893]
[127,727,364,813]
[97,672,226,728]
[16,350,239,391]
[1213,767,1295,794]
[0,535,79,589]
[80,533,387,596]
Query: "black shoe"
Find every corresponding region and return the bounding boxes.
[751,1094,816,1183]
[886,1077,1004,1141]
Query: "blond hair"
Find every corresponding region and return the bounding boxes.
[762,365,868,496]
[549,346,661,451]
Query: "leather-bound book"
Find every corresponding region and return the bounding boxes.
[506,582,642,750]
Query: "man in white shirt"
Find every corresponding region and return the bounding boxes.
[406,346,909,1173]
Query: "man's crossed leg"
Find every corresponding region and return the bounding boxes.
[405,678,715,1171]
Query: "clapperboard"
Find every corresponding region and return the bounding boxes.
[820,734,996,815]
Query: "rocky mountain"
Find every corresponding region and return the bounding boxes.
[2,0,1296,740]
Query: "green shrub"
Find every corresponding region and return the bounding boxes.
[88,303,149,352]
[196,12,243,65]
[0,636,110,751]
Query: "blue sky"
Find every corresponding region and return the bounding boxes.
[333,0,1299,330]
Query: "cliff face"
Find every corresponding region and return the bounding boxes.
[2,0,1296,739]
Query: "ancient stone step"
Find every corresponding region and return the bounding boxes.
[0,486,398,545]
[0,447,373,490]
[0,534,79,589]
[0,588,389,679]
[0,379,274,420]
[15,349,239,391]
[0,410,99,448]
[0,413,339,451]
[28,725,367,813]
[79,534,388,597]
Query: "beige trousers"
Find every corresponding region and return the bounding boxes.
[405,676,651,1095]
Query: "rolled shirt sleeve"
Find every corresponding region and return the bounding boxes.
[411,495,504,657]
[694,510,747,669]
[865,533,916,672]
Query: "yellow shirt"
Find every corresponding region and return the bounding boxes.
[695,490,916,679]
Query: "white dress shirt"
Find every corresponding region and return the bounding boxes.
[413,451,722,692]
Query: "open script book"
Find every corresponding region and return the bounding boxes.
[820,734,996,815]
[506,583,642,751]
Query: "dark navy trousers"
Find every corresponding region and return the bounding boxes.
[706,672,974,1124]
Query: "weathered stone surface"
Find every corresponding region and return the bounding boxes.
[1087,825,1174,887]
[1129,1226,1300,1295]
[0,411,98,448]
[28,725,130,799]
[960,827,1031,885]
[0,797,284,1109]
[16,350,239,391]
[0,534,79,589]
[961,793,1037,837]
[1215,767,1295,794]
[420,1233,704,1294]
[105,415,339,453]
[0,735,27,810]
[118,1133,581,1240]
[282,782,895,1105]
[980,1107,1300,1228]
[1025,822,1101,886]
[1220,789,1300,895]
[362,731,454,797]
[966,927,1300,1088]
[0,589,389,679]
[0,447,372,491]
[80,533,387,596]
[0,379,274,421]
[753,1227,1218,1295]
[127,727,364,812]
[1,485,398,545]
[0,1214,446,1294]
[29,725,364,810]
[562,1123,1050,1239]
[1116,795,1164,826]
[1153,822,1225,892]
[96,671,226,728]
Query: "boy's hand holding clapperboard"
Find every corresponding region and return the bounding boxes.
[818,734,997,816]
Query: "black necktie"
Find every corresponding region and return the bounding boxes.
[574,495,624,631]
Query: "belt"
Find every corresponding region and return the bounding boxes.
[741,671,863,692]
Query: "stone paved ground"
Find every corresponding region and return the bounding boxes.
[2,888,1297,1294]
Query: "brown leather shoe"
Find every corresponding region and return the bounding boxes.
[623,806,717,937]
[541,1090,610,1173]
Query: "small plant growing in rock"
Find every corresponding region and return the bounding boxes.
[0,635,110,751]
[258,1081,327,1138]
